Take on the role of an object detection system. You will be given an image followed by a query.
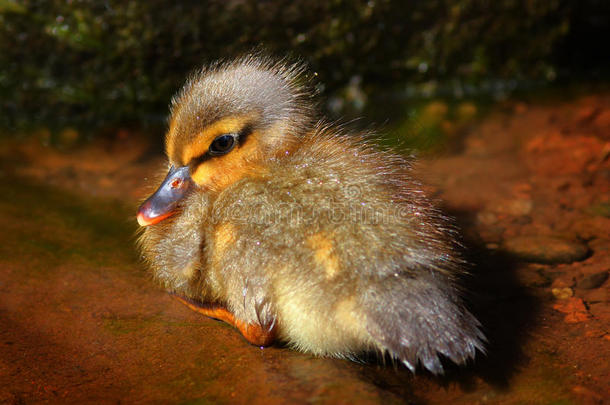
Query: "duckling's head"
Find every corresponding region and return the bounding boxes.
[138,56,316,226]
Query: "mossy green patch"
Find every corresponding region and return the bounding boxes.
[508,355,575,405]
[102,313,167,335]
[586,202,610,218]
[103,316,150,335]
[168,354,229,405]
[0,174,140,277]
[179,397,226,405]
[102,311,208,336]
[363,97,486,153]
[0,0,25,13]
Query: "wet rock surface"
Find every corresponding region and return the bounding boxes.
[2,95,610,403]
[577,271,609,290]
[502,235,590,264]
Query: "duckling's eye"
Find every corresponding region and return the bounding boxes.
[209,134,236,156]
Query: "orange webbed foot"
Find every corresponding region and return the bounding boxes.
[171,294,276,347]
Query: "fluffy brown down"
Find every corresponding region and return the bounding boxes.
[137,55,484,374]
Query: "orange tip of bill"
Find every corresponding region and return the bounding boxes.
[137,210,174,227]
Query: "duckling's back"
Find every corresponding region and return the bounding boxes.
[206,129,483,374]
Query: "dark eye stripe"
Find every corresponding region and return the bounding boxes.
[208,134,237,156]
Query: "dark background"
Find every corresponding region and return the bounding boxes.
[2,0,609,140]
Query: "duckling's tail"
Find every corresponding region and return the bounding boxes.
[363,270,485,374]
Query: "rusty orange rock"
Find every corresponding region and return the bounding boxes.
[552,297,591,323]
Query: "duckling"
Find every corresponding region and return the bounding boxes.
[136,55,484,374]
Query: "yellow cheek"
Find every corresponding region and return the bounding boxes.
[191,164,215,189]
[191,132,264,191]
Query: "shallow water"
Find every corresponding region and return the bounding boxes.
[1,94,609,404]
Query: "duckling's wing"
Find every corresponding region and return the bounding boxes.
[363,270,484,374]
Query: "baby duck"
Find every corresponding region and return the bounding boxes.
[137,56,484,374]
